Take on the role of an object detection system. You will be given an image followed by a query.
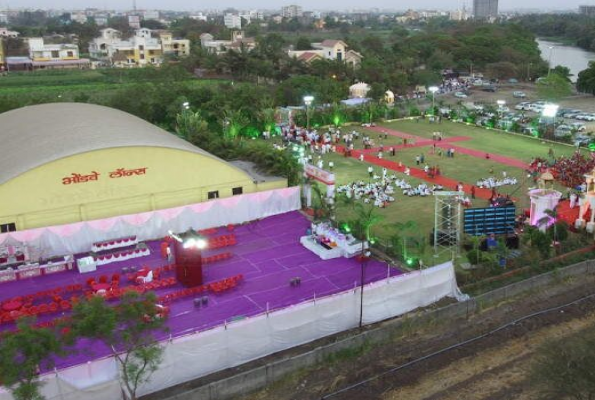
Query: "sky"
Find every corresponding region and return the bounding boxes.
[6,0,591,11]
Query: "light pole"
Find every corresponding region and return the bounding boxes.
[303,95,314,131]
[497,99,506,119]
[542,103,559,138]
[429,86,438,116]
[547,46,555,77]
[358,249,371,328]
[527,62,532,81]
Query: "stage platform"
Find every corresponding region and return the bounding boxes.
[0,211,402,370]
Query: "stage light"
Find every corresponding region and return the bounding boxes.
[195,238,207,249]
[183,238,196,249]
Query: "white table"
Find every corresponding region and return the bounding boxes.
[77,256,97,273]
[300,236,343,260]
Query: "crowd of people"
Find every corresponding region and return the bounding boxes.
[528,152,595,189]
[476,175,518,189]
[337,170,445,208]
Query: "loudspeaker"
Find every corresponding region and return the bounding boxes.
[505,235,520,249]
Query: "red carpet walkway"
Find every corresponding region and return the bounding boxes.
[367,126,529,169]
[358,136,471,154]
[339,146,494,201]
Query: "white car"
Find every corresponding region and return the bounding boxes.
[515,102,531,111]
[513,91,526,98]
[583,114,595,121]
[454,92,468,98]
[570,122,587,131]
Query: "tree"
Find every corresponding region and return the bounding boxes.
[551,65,572,82]
[175,110,211,144]
[577,61,595,96]
[70,291,167,400]
[221,107,248,140]
[530,323,595,400]
[0,318,63,400]
[295,36,313,50]
[536,73,572,101]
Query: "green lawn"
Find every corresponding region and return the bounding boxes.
[376,119,585,160]
[304,119,583,265]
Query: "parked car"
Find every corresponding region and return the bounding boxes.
[515,102,531,111]
[554,126,573,137]
[570,122,587,132]
[564,111,583,119]
[522,127,539,136]
[454,91,468,98]
[513,91,526,98]
[482,85,497,92]
[575,134,592,146]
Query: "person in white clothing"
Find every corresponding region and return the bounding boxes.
[359,154,364,162]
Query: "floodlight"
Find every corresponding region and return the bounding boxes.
[542,104,559,118]
[428,86,439,93]
[303,95,314,106]
[183,238,196,249]
[497,100,506,106]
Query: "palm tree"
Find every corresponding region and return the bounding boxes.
[220,108,248,140]
[388,220,418,262]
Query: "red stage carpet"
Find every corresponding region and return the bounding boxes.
[556,199,587,226]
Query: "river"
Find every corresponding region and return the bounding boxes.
[537,39,595,82]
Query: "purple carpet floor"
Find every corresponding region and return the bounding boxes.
[0,211,403,369]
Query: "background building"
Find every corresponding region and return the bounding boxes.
[473,0,498,19]
[0,103,286,230]
[89,28,190,67]
[281,5,303,18]
[224,13,242,29]
[579,5,595,16]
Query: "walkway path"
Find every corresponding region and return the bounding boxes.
[366,126,529,169]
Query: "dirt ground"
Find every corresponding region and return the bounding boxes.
[241,273,595,400]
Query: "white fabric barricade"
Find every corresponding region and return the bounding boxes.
[2,261,467,400]
[0,187,301,257]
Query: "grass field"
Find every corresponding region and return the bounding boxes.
[307,119,584,265]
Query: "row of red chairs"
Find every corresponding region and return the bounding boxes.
[198,228,218,236]
[208,234,237,249]
[202,252,232,264]
[158,274,243,304]
[209,275,242,293]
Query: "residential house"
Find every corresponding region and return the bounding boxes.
[0,27,18,38]
[287,39,363,68]
[89,28,190,67]
[25,37,90,70]
[159,31,190,57]
[200,31,256,55]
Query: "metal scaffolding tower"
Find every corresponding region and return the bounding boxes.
[433,191,464,259]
